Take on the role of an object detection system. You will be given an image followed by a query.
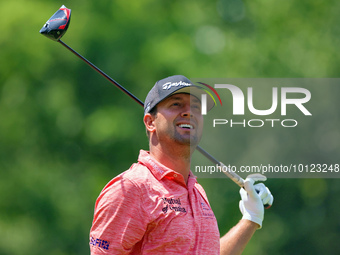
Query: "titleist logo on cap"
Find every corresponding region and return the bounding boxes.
[162,81,192,90]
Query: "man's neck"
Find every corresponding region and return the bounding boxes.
[149,144,194,184]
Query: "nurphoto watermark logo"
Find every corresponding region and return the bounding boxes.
[191,78,340,179]
[195,81,312,128]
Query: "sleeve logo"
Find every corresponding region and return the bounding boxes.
[90,236,110,250]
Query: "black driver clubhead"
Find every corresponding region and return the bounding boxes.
[40,5,71,41]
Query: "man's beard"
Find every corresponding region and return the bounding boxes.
[172,129,201,147]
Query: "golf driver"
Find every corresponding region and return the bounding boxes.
[40,5,271,208]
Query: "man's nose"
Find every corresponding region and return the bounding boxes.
[181,105,193,118]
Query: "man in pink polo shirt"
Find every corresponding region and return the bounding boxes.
[90,75,273,254]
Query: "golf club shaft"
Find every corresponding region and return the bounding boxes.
[59,40,144,107]
[196,146,244,187]
[58,39,245,188]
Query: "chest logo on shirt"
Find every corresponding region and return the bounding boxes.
[161,197,187,213]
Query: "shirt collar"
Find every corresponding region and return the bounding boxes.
[137,150,197,185]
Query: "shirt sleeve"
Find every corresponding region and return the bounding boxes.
[90,175,149,254]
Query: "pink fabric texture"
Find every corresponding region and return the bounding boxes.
[90,150,220,254]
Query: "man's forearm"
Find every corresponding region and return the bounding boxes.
[220,219,258,255]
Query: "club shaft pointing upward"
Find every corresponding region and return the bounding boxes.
[59,40,144,107]
[58,39,245,188]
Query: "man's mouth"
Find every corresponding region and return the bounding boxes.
[178,124,194,130]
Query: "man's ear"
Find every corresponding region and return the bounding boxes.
[144,113,156,133]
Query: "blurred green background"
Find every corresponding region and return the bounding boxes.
[1,0,339,254]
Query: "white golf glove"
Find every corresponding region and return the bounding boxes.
[239,174,274,229]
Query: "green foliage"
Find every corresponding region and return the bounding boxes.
[1,0,339,254]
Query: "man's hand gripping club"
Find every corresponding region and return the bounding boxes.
[239,174,274,229]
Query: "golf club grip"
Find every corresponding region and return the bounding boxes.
[191,147,271,209]
[57,40,253,190]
